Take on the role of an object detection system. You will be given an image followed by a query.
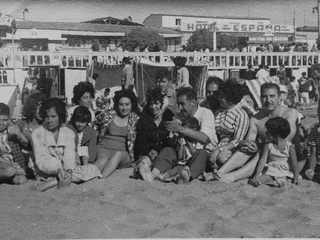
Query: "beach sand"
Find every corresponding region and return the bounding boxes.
[1,168,320,239]
[1,104,320,239]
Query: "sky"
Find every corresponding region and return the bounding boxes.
[0,0,318,27]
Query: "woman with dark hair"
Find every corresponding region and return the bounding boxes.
[172,56,190,89]
[67,81,95,122]
[31,98,101,191]
[16,93,46,178]
[133,87,174,180]
[93,89,140,178]
[206,81,250,176]
[68,106,97,165]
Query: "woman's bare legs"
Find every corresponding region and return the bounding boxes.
[101,151,130,178]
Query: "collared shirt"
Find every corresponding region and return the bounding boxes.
[214,104,249,148]
[193,105,218,150]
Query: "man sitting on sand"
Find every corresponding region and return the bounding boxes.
[140,87,218,182]
[213,83,301,183]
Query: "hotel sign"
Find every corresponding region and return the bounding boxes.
[181,19,294,34]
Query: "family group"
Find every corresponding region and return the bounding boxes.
[0,56,318,191]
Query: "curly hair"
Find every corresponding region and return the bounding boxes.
[217,81,244,105]
[265,117,290,139]
[21,93,46,122]
[69,106,91,126]
[113,89,140,114]
[146,87,164,106]
[176,87,197,102]
[39,98,67,124]
[72,82,95,105]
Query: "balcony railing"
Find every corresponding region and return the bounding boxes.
[0,50,319,70]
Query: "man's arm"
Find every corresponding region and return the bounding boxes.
[239,116,259,153]
[285,109,299,142]
[165,120,210,145]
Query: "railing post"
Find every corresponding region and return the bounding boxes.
[225,51,230,80]
[159,51,164,63]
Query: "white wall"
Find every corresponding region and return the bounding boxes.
[64,69,87,104]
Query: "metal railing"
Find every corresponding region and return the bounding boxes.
[0,50,319,70]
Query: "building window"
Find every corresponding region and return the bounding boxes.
[175,19,181,26]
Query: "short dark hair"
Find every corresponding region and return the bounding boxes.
[176,87,197,102]
[181,115,200,131]
[122,57,131,64]
[265,117,290,139]
[40,98,67,124]
[218,81,244,105]
[0,103,10,117]
[173,56,187,67]
[155,68,172,81]
[260,82,280,96]
[70,106,91,125]
[72,82,95,105]
[206,76,224,89]
[113,89,140,114]
[92,73,99,79]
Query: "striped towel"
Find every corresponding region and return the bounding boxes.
[244,76,280,109]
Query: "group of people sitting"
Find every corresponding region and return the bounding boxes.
[0,67,317,192]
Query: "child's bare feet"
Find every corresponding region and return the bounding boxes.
[275,177,287,189]
[305,169,314,180]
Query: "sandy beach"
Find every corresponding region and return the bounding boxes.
[0,105,319,239]
[1,168,320,239]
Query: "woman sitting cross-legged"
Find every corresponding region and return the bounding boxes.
[133,87,174,180]
[30,98,101,191]
[93,89,140,178]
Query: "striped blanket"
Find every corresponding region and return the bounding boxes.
[244,76,280,109]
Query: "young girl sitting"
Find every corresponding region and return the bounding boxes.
[68,106,98,165]
[248,117,299,188]
[157,114,200,184]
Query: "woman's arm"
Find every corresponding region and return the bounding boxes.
[252,144,269,179]
[32,129,62,175]
[62,129,77,171]
[288,145,299,184]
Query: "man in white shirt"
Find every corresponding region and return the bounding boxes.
[140,87,218,182]
[255,65,269,81]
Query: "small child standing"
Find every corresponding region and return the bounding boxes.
[248,117,299,188]
[68,106,98,165]
[156,114,200,183]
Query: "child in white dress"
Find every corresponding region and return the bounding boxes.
[248,117,299,188]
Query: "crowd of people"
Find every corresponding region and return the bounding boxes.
[0,56,319,192]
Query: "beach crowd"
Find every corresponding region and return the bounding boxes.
[0,56,320,192]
